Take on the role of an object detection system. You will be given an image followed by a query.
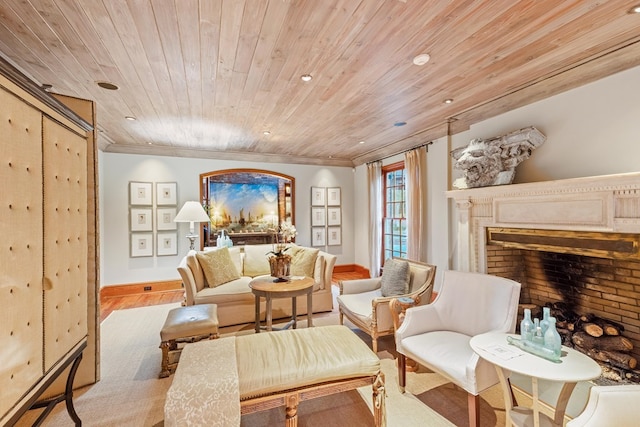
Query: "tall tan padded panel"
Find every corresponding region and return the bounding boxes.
[0,88,44,417]
[50,93,99,388]
[42,117,88,370]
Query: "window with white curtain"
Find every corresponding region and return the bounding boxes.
[382,161,407,260]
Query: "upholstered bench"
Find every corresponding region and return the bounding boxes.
[164,325,385,426]
[159,304,219,378]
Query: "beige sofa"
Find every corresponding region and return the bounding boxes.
[177,244,336,327]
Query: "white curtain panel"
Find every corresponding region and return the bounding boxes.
[405,146,428,262]
[367,161,383,277]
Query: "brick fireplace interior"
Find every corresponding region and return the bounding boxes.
[486,241,640,366]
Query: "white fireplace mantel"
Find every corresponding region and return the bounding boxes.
[446,172,640,272]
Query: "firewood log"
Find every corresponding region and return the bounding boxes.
[585,348,637,370]
[625,370,640,383]
[572,332,633,352]
[601,365,623,382]
[602,324,622,336]
[582,323,604,338]
[580,313,596,323]
[551,302,578,320]
[556,319,569,330]
[589,317,624,335]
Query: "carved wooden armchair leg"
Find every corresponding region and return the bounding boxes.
[397,353,406,393]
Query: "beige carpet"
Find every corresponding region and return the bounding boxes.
[16,299,507,426]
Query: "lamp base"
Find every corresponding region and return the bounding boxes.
[185,234,198,251]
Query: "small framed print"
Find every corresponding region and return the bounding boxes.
[311,227,326,247]
[311,187,326,206]
[327,187,341,206]
[130,208,153,231]
[327,207,341,226]
[157,207,177,230]
[327,226,342,246]
[131,233,153,257]
[311,207,326,226]
[129,181,152,206]
[157,232,178,256]
[156,182,177,206]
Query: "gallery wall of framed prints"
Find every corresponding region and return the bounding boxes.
[129,181,178,257]
[310,186,341,247]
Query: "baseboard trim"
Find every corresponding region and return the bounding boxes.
[333,264,370,277]
[100,280,183,298]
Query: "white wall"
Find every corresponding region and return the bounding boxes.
[451,65,640,183]
[99,153,354,286]
[355,64,640,285]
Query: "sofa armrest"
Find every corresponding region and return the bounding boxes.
[318,251,337,290]
[177,252,198,306]
[339,278,381,295]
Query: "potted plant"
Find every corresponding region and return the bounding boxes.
[267,222,297,281]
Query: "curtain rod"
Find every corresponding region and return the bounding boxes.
[366,141,433,165]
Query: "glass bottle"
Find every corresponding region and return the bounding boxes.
[532,317,544,345]
[520,308,534,342]
[540,306,551,335]
[543,316,562,358]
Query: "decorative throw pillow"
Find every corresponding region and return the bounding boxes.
[195,247,241,288]
[380,258,411,297]
[289,246,319,278]
[228,246,242,275]
[243,245,271,277]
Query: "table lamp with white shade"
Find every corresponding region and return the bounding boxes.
[174,201,210,250]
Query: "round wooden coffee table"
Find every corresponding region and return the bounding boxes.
[250,276,315,333]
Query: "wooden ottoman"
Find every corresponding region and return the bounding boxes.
[159,304,219,378]
[164,325,385,426]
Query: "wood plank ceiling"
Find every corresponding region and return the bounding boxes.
[1,0,640,166]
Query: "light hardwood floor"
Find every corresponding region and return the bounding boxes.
[100,271,366,322]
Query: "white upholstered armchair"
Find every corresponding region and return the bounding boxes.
[566,385,640,427]
[337,258,436,353]
[395,270,521,427]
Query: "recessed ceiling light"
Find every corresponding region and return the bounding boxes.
[97,81,119,90]
[444,98,454,104]
[125,116,136,121]
[263,131,271,136]
[629,4,640,13]
[359,141,365,144]
[412,53,431,66]
[393,121,407,127]
[300,74,312,82]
